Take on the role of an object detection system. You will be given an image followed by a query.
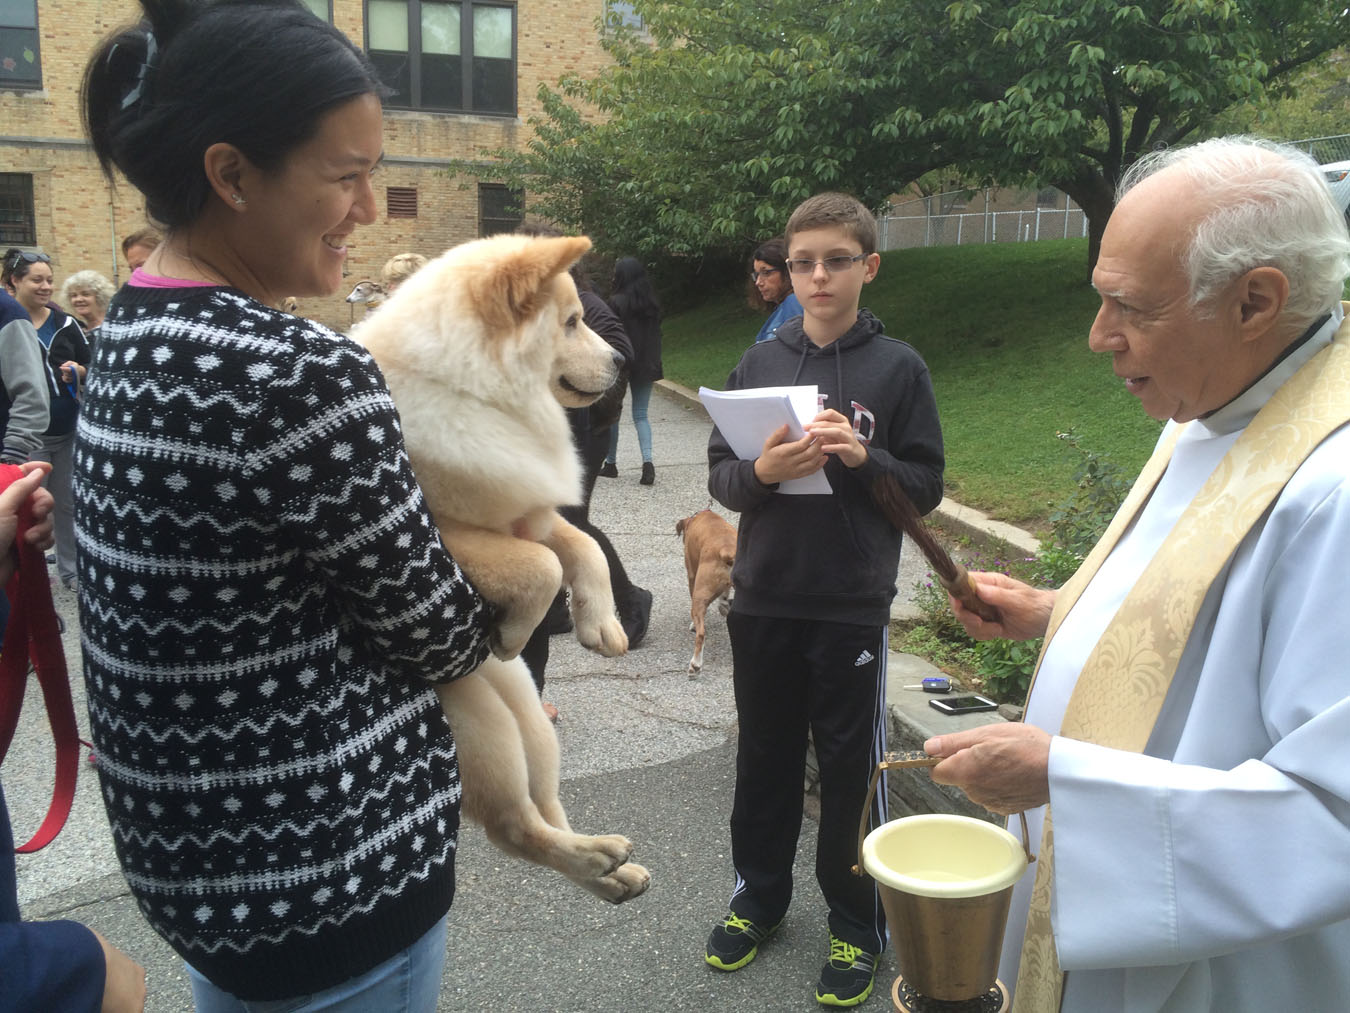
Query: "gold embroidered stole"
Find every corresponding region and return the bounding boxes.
[1012,317,1350,1012]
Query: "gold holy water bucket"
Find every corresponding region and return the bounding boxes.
[862,813,1028,1002]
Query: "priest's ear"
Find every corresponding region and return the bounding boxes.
[1235,266,1290,344]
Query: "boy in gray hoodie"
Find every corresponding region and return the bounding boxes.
[704,192,945,1007]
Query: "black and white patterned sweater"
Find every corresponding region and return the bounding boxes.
[74,284,493,1000]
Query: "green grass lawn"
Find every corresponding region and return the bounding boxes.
[662,238,1165,530]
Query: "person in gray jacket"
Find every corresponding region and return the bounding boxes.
[0,288,49,465]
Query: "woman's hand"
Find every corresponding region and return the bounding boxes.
[950,571,1056,642]
[91,929,147,1013]
[60,361,87,385]
[0,461,53,585]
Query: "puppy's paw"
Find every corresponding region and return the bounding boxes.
[583,833,634,877]
[600,861,651,905]
[575,612,628,658]
[489,611,537,660]
[687,658,702,675]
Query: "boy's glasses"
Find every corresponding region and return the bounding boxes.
[785,254,866,275]
[749,267,781,281]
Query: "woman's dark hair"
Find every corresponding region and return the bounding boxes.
[82,0,384,230]
[609,256,660,320]
[746,236,789,310]
[2,248,49,290]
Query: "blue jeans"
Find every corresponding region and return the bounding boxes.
[186,915,447,1013]
[607,379,653,463]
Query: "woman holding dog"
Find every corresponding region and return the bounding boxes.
[78,2,496,1009]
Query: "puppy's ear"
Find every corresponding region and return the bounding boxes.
[471,235,592,333]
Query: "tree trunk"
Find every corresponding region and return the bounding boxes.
[1058,174,1118,281]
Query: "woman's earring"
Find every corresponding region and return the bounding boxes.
[231,193,247,207]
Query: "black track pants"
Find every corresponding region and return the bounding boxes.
[725,611,889,954]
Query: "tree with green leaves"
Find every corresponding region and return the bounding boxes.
[470,1,1350,274]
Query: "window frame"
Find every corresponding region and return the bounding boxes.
[366,0,517,116]
[0,0,43,91]
[0,173,37,247]
[299,0,333,21]
[477,182,524,237]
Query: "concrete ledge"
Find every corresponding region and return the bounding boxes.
[805,652,1004,826]
[932,497,1040,558]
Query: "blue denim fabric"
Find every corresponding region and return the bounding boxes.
[607,379,654,464]
[186,915,447,1013]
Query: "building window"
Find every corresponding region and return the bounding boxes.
[605,1,644,31]
[478,183,523,236]
[0,1,42,90]
[0,174,36,246]
[367,1,516,115]
[299,0,332,20]
[387,186,418,218]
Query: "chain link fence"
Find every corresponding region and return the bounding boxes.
[877,201,1087,252]
[876,133,1350,252]
[1288,133,1350,164]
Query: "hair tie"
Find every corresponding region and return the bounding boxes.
[119,31,158,111]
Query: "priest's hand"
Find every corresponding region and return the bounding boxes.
[949,571,1056,642]
[924,723,1051,815]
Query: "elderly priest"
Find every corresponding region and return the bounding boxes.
[929,136,1350,1012]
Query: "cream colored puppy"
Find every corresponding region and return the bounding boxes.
[353,234,648,904]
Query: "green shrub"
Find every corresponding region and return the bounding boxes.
[973,637,1042,703]
[1043,428,1133,559]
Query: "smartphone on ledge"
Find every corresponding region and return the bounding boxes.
[929,694,998,715]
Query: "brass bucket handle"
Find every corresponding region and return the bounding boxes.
[851,750,1037,876]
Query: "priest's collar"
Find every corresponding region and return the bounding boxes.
[1198,304,1343,437]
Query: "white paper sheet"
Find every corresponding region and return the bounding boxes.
[699,385,832,495]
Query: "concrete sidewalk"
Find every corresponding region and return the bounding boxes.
[5,384,1031,1011]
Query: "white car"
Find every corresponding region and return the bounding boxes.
[1321,160,1350,223]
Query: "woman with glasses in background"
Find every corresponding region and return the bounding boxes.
[2,248,90,592]
[748,236,802,345]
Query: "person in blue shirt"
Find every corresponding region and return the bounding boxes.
[0,462,147,1012]
[749,236,803,345]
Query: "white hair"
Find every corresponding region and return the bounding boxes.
[1119,136,1350,330]
[60,269,117,310]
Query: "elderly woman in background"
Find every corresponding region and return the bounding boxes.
[60,269,116,349]
[2,248,89,592]
[381,251,428,296]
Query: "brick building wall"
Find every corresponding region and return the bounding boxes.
[1,0,617,331]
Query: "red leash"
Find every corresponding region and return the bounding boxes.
[0,463,79,853]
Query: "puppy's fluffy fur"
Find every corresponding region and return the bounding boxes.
[675,508,736,675]
[353,234,649,903]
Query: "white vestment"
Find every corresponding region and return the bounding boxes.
[1000,308,1350,1011]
